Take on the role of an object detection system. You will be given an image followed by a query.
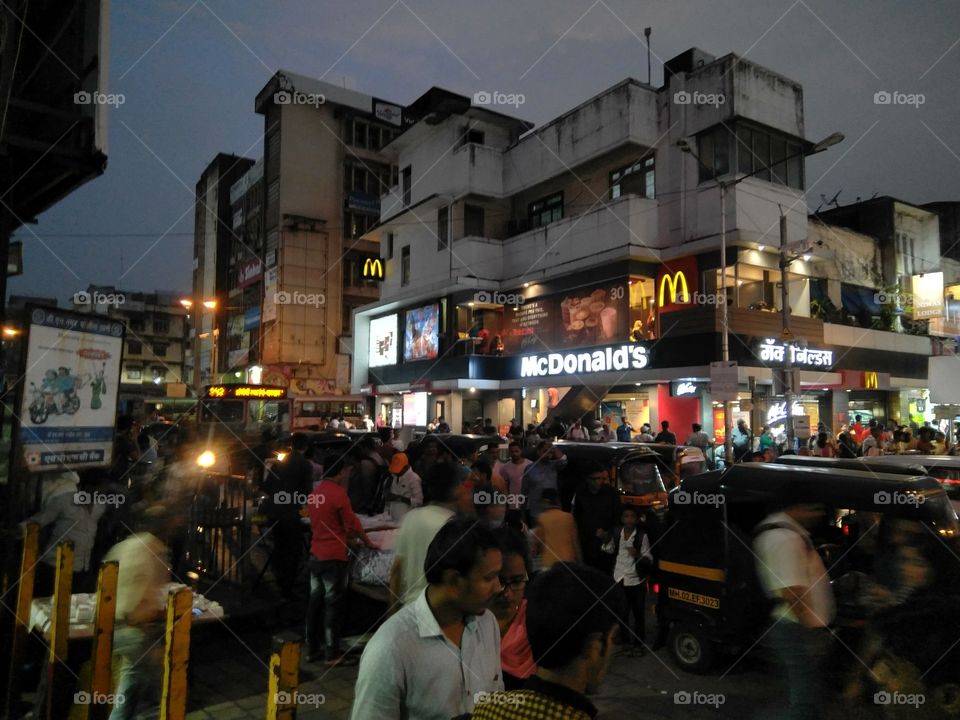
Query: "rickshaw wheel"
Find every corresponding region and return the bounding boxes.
[668,623,715,673]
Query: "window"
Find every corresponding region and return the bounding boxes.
[129,314,145,332]
[697,126,730,182]
[126,367,142,380]
[401,246,411,286]
[152,343,168,358]
[735,124,804,190]
[127,340,142,355]
[610,156,655,199]
[467,129,485,145]
[386,233,394,259]
[344,211,377,240]
[352,119,368,148]
[402,166,411,207]
[464,204,485,237]
[438,206,449,249]
[528,192,563,228]
[153,317,170,334]
[151,367,166,383]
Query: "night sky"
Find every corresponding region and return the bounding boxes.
[9,0,960,303]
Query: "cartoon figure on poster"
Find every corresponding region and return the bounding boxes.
[90,363,107,410]
[404,305,439,361]
[26,352,114,425]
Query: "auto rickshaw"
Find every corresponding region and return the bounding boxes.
[634,443,708,488]
[554,441,669,513]
[656,462,959,673]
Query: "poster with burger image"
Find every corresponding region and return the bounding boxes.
[19,306,124,471]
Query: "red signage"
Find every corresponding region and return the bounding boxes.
[237,258,263,289]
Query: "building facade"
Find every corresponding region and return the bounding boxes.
[194,72,401,420]
[352,48,958,443]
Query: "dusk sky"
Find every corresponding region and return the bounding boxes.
[10,0,960,303]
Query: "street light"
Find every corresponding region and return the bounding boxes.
[678,130,844,463]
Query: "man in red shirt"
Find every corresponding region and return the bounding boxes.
[306,452,375,664]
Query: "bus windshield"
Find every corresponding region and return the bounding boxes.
[200,399,244,424]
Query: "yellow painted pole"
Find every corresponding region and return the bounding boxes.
[159,587,192,720]
[81,561,119,720]
[265,639,300,720]
[3,522,39,718]
[46,541,74,720]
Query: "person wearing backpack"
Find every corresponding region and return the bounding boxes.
[601,504,654,656]
[351,437,389,515]
[753,493,835,720]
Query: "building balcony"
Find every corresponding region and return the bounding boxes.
[474,193,660,283]
[659,304,825,344]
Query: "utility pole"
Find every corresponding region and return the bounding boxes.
[779,211,795,450]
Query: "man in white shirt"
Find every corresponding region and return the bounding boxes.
[753,494,835,720]
[565,418,589,441]
[389,465,462,606]
[352,518,504,720]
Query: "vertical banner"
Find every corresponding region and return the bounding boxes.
[19,307,124,471]
[911,272,944,319]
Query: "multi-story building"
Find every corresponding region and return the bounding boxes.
[194,73,402,420]
[71,286,189,415]
[352,48,954,441]
[192,153,256,388]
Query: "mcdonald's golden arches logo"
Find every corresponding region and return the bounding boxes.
[863,371,878,389]
[362,257,385,281]
[658,271,690,305]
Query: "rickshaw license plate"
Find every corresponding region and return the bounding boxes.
[667,587,720,609]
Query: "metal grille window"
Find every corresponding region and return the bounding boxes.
[610,156,655,199]
[735,125,804,190]
[528,192,563,228]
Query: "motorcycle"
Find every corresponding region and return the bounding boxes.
[27,382,83,424]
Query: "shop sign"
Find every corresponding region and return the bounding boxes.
[757,339,834,368]
[519,343,649,379]
[794,415,811,439]
[656,256,699,312]
[347,191,381,214]
[244,307,261,332]
[672,381,700,397]
[362,257,385,281]
[237,258,263,288]
[373,99,403,127]
[911,272,944,319]
[767,401,804,424]
[710,361,739,401]
[839,369,890,390]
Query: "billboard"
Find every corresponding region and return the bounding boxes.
[369,314,398,367]
[911,272,944,319]
[404,304,440,361]
[19,307,124,471]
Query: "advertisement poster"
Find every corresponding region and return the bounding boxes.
[502,298,554,354]
[555,281,629,349]
[404,304,439,361]
[369,313,398,367]
[19,307,124,471]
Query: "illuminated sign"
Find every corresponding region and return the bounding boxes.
[369,314,398,367]
[658,271,690,306]
[758,339,834,368]
[205,385,287,399]
[674,381,698,396]
[362,257,385,281]
[911,272,944,319]
[519,344,649,378]
[864,371,878,389]
[767,401,804,424]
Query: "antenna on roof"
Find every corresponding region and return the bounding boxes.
[644,27,652,85]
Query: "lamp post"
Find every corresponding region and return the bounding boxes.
[678,130,843,464]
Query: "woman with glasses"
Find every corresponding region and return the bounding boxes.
[492,526,536,690]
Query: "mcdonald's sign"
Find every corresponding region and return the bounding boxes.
[658,271,690,306]
[362,257,385,282]
[863,371,879,389]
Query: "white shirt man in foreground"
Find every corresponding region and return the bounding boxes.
[352,517,504,719]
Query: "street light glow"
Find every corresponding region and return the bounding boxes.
[2,326,20,337]
[179,298,193,308]
[202,299,218,310]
